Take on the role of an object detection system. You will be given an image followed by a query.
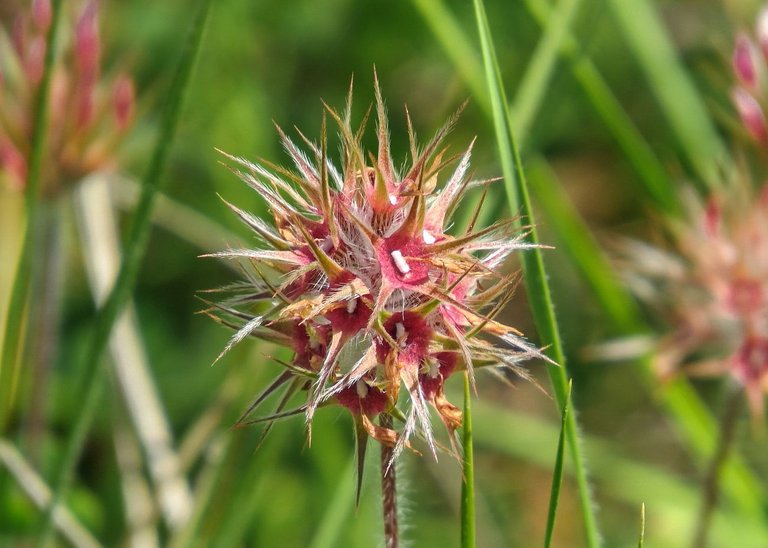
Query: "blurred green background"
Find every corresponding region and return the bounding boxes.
[2,0,768,546]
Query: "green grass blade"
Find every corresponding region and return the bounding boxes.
[0,0,63,431]
[638,503,645,548]
[410,0,489,115]
[460,372,475,548]
[520,0,679,213]
[470,401,768,546]
[544,381,571,548]
[472,1,600,546]
[568,60,679,214]
[35,1,214,544]
[527,159,641,331]
[308,456,355,548]
[606,0,728,189]
[511,0,582,140]
[414,0,679,214]
[530,161,765,519]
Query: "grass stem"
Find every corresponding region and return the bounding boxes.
[691,386,743,548]
[473,1,601,545]
[460,372,475,548]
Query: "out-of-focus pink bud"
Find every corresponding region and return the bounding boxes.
[25,36,46,85]
[732,87,768,142]
[12,15,27,60]
[0,137,28,191]
[32,0,52,32]
[75,1,100,81]
[704,197,721,238]
[727,278,764,316]
[112,74,135,130]
[734,34,759,90]
[48,70,69,131]
[77,85,95,130]
[757,6,768,61]
[733,335,768,385]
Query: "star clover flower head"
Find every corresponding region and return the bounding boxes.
[204,76,549,493]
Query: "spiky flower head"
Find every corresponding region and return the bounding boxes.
[0,0,135,195]
[205,77,546,484]
[622,180,768,418]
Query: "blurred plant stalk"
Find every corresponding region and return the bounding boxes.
[0,438,100,548]
[74,174,193,530]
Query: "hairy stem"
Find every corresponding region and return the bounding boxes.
[380,414,399,548]
[691,386,743,548]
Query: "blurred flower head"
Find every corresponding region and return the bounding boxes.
[622,180,768,417]
[204,78,547,472]
[0,0,135,196]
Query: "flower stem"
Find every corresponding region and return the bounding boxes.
[460,372,475,548]
[380,414,399,548]
[691,385,743,548]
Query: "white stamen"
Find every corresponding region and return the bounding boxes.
[422,230,436,244]
[395,322,407,347]
[320,237,333,252]
[389,193,397,205]
[346,298,358,314]
[390,250,410,274]
[356,379,369,399]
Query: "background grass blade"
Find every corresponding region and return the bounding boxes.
[414,0,679,214]
[0,439,100,548]
[410,0,488,114]
[526,159,642,331]
[470,401,768,546]
[511,0,582,141]
[74,175,193,528]
[606,0,728,189]
[35,1,214,544]
[460,373,475,548]
[544,382,571,548]
[472,1,600,545]
[308,456,356,548]
[0,0,63,431]
[638,503,645,548]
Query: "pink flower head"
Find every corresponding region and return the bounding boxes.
[204,77,548,483]
[0,0,136,196]
[622,181,768,417]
